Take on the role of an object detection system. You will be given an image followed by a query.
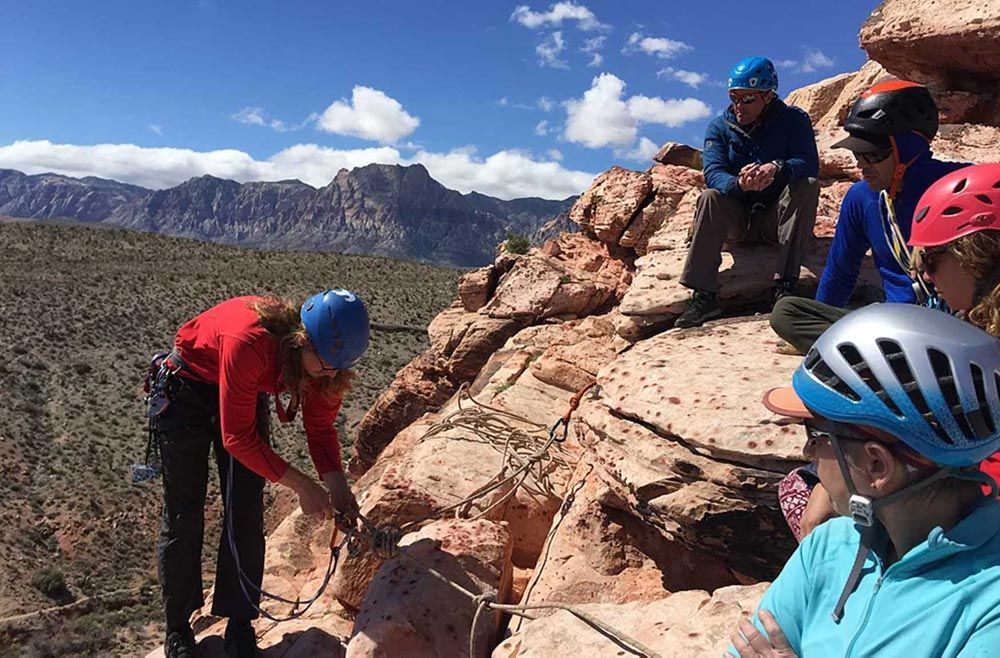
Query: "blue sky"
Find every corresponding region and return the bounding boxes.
[0,0,877,199]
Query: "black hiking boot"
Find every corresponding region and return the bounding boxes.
[675,290,722,328]
[772,278,798,306]
[165,627,197,658]
[224,619,259,658]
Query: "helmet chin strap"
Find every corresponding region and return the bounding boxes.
[827,433,998,622]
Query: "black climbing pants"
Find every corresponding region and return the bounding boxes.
[154,376,269,630]
[769,295,850,355]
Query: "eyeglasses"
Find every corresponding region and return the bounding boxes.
[729,92,762,106]
[802,420,870,459]
[854,148,893,165]
[918,247,949,276]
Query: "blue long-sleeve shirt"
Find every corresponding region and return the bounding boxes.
[816,133,968,307]
[729,499,1000,658]
[702,99,819,205]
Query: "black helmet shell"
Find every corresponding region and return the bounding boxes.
[844,80,938,141]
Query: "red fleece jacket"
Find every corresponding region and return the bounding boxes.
[171,296,343,482]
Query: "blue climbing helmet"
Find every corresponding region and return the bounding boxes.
[728,56,778,92]
[300,289,370,369]
[792,304,1000,467]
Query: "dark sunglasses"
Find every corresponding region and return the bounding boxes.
[854,148,893,165]
[729,92,762,106]
[918,247,948,276]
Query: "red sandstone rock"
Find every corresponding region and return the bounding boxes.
[568,166,652,245]
[346,519,513,658]
[652,141,704,170]
[459,266,498,312]
[348,350,455,477]
[495,583,768,658]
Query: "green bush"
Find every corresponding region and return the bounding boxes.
[31,567,71,601]
[505,233,530,255]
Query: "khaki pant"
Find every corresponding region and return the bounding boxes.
[680,177,820,294]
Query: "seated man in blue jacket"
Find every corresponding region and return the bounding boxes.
[675,56,820,329]
[770,80,968,354]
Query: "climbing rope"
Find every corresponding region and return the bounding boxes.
[341,383,660,657]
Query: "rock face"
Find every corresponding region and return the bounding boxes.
[785,60,890,130]
[347,519,513,658]
[0,164,575,267]
[0,169,148,221]
[861,0,1000,121]
[495,583,769,658]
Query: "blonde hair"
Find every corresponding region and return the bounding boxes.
[249,296,355,398]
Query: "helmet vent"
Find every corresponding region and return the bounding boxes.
[914,206,930,224]
[928,348,963,444]
[976,194,994,205]
[871,340,906,417]
[878,340,949,443]
[942,206,964,216]
[952,178,969,193]
[969,364,996,439]
[809,354,861,402]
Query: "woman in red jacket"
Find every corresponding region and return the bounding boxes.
[150,289,369,658]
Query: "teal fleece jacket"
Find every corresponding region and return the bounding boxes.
[730,498,1000,657]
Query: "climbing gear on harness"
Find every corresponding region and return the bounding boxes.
[728,56,778,92]
[909,163,1000,248]
[301,289,371,370]
[134,351,182,484]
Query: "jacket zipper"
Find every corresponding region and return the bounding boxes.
[845,574,885,657]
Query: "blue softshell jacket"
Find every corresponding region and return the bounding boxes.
[730,499,1000,658]
[815,133,968,306]
[702,99,819,207]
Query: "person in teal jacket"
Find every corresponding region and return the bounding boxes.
[732,304,1000,657]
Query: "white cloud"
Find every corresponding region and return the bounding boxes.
[657,67,709,89]
[497,97,536,110]
[148,124,164,136]
[316,86,420,143]
[623,32,691,59]
[777,48,835,74]
[563,73,711,149]
[231,106,294,132]
[580,35,605,67]
[619,136,660,162]
[626,95,712,127]
[538,96,556,112]
[0,139,594,201]
[534,120,550,136]
[510,2,608,31]
[536,31,568,69]
[586,53,603,67]
[547,148,563,161]
[564,73,637,148]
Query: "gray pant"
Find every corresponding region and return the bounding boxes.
[680,177,820,294]
[769,296,849,355]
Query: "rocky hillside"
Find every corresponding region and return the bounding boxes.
[0,164,574,267]
[130,1,1000,656]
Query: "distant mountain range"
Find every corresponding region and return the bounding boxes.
[0,165,578,266]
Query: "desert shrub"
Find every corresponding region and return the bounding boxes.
[31,568,71,601]
[505,232,530,255]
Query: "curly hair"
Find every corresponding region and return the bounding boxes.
[249,295,355,398]
[948,231,1000,337]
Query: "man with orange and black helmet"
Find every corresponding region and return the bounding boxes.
[770,80,969,354]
